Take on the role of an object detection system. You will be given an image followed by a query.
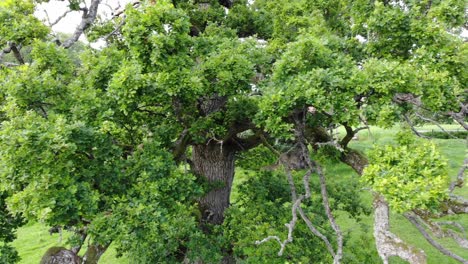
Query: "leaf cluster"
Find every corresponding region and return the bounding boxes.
[362,133,449,213]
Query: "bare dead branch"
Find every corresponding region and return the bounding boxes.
[104,17,126,40]
[315,164,343,264]
[62,0,101,48]
[0,62,20,68]
[412,216,468,249]
[112,1,141,18]
[403,114,429,138]
[294,114,343,264]
[405,213,468,263]
[414,112,458,139]
[437,222,467,238]
[255,197,302,256]
[297,207,336,257]
[256,141,337,260]
[432,223,468,249]
[45,9,74,27]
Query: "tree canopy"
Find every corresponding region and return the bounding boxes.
[0,0,467,263]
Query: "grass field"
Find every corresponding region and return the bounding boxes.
[11,125,467,263]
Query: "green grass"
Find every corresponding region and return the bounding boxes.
[11,222,129,263]
[11,125,467,263]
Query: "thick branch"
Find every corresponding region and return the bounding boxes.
[373,195,427,264]
[405,213,467,264]
[428,221,468,249]
[340,148,368,175]
[340,124,355,147]
[62,0,101,48]
[448,103,468,131]
[10,44,24,65]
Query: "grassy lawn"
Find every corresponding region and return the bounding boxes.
[11,222,129,264]
[11,125,466,263]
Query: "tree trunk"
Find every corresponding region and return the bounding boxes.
[192,142,236,226]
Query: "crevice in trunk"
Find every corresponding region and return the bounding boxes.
[192,142,236,226]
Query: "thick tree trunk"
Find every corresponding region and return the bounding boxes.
[192,142,236,226]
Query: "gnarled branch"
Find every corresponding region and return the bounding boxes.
[62,0,101,48]
[405,213,467,264]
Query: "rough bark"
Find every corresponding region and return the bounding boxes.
[340,148,368,175]
[192,142,236,226]
[292,115,343,263]
[373,195,427,264]
[82,244,109,264]
[40,247,81,264]
[62,0,101,48]
[405,213,468,263]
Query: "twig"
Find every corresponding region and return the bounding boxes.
[104,17,126,40]
[437,221,467,238]
[414,112,458,139]
[403,114,429,138]
[255,197,302,256]
[46,9,74,27]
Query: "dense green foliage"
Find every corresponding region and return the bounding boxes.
[362,133,449,213]
[0,0,466,263]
